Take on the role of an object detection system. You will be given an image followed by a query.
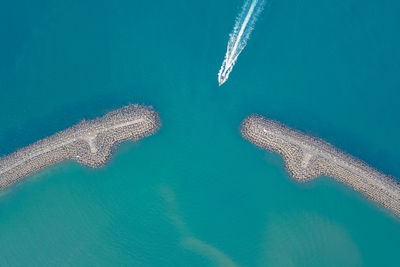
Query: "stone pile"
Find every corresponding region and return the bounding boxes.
[241,114,400,217]
[0,104,161,191]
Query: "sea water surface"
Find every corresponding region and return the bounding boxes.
[1,0,400,266]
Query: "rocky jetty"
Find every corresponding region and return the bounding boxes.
[241,114,400,217]
[0,105,161,191]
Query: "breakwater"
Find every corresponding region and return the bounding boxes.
[241,114,400,217]
[0,105,161,191]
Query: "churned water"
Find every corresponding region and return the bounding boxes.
[1,0,400,266]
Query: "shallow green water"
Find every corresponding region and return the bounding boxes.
[1,0,400,266]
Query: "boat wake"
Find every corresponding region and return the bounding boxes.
[218,0,265,86]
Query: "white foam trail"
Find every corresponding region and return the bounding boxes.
[218,0,265,86]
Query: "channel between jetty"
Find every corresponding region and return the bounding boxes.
[0,105,161,191]
[241,114,400,217]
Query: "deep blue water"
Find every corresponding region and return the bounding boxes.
[1,0,400,266]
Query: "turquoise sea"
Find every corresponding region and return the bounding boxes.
[1,0,400,266]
